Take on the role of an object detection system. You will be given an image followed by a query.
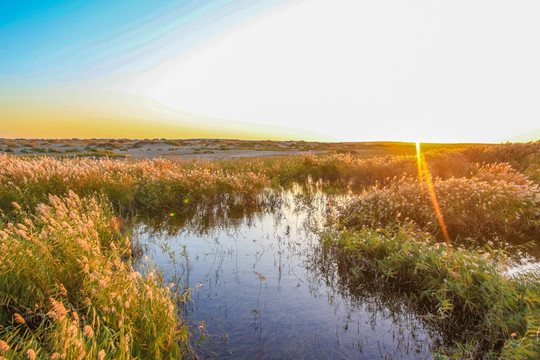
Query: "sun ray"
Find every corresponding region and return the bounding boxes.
[415,142,451,246]
[416,142,425,194]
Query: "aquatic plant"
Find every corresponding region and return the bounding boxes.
[337,162,540,244]
[320,225,539,358]
[0,155,270,217]
[0,193,187,359]
[0,141,538,358]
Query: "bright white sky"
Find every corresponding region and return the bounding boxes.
[105,0,540,142]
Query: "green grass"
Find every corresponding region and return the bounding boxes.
[321,225,539,359]
[0,193,188,359]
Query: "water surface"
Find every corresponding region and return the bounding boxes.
[135,193,440,359]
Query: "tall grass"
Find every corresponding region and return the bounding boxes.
[2,142,538,218]
[217,141,540,191]
[321,225,539,359]
[337,162,540,244]
[0,192,187,359]
[0,155,269,217]
[460,142,540,175]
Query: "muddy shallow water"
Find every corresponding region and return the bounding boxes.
[134,193,449,359]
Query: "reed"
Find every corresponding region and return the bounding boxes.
[0,192,187,359]
[0,141,538,359]
[321,225,539,358]
[337,162,540,244]
[0,155,269,217]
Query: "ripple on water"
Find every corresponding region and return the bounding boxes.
[135,193,448,359]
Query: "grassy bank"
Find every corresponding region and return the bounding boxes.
[2,142,538,218]
[223,141,540,191]
[320,226,539,359]
[1,142,538,217]
[317,142,540,358]
[0,193,188,359]
[0,155,270,217]
[337,162,540,244]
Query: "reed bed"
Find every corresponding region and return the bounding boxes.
[0,155,270,217]
[337,162,540,244]
[0,141,539,359]
[321,226,539,359]
[1,142,538,218]
[0,192,187,359]
[218,141,540,191]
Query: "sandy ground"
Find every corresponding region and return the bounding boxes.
[159,150,325,160]
[0,139,330,160]
[1,138,463,160]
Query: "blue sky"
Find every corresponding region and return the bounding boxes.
[0,0,287,81]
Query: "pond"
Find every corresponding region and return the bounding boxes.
[135,192,447,359]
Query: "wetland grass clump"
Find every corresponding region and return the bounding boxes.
[218,141,539,191]
[234,152,419,190]
[0,155,270,218]
[321,226,539,359]
[338,162,540,244]
[0,192,187,359]
[2,142,538,217]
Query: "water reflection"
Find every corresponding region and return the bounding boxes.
[138,192,284,237]
[135,193,438,359]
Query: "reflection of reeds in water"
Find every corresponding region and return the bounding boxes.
[319,226,540,359]
[133,191,284,238]
[132,190,334,241]
[309,239,456,353]
[137,193,436,359]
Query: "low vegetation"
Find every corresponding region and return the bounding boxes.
[0,155,270,217]
[338,162,540,244]
[320,225,539,359]
[0,193,188,359]
[0,141,538,358]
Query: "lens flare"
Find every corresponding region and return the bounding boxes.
[415,142,451,246]
[416,142,425,194]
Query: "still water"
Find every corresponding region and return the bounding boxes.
[135,193,439,359]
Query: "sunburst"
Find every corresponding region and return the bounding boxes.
[416,142,451,246]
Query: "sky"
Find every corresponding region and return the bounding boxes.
[1,0,539,142]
